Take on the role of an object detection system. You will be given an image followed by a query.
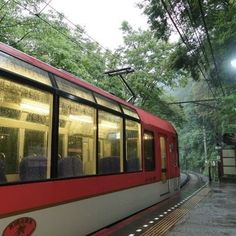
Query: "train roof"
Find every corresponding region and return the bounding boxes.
[0,43,176,134]
[136,108,176,134]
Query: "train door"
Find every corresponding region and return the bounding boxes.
[169,136,178,178]
[159,135,170,192]
[169,136,179,191]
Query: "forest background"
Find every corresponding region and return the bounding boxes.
[1,0,236,174]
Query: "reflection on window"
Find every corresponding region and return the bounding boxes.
[144,132,155,171]
[126,120,141,172]
[0,52,51,86]
[122,106,139,119]
[0,77,52,183]
[55,76,94,102]
[95,94,121,112]
[58,98,96,177]
[98,111,123,174]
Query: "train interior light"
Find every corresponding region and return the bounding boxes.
[20,99,50,115]
[68,114,93,123]
[100,120,119,129]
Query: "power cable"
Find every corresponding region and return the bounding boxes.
[12,0,106,63]
[39,0,110,53]
[197,0,225,96]
[166,0,223,98]
[0,0,11,12]
[166,0,210,74]
[184,0,210,68]
[182,0,223,97]
[166,0,226,98]
[38,0,53,15]
[160,0,217,99]
[10,29,34,47]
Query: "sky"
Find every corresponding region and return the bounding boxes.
[50,0,149,50]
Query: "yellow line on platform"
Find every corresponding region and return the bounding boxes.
[141,187,210,236]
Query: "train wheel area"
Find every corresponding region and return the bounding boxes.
[92,173,207,236]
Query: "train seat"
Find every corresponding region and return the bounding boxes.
[126,158,140,172]
[58,156,83,178]
[19,155,47,181]
[99,156,120,174]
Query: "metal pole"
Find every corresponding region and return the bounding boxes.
[203,125,211,181]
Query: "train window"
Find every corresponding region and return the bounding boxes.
[55,76,95,102]
[144,132,155,171]
[122,106,139,119]
[0,77,52,183]
[126,120,142,172]
[0,52,51,86]
[160,136,167,170]
[58,98,96,177]
[95,94,121,112]
[98,111,123,174]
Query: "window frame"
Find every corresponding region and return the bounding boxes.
[0,70,54,183]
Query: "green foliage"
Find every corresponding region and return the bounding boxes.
[140,0,236,86]
[114,22,189,126]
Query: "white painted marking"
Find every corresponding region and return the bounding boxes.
[143,224,148,228]
[136,229,142,232]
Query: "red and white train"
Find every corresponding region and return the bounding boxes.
[0,43,180,236]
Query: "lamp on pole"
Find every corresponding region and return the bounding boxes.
[230,59,236,68]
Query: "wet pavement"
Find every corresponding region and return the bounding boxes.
[167,181,236,236]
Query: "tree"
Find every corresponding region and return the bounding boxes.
[139,0,236,96]
[105,21,188,127]
[138,0,236,173]
[0,0,107,84]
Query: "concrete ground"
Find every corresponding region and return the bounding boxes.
[167,182,236,236]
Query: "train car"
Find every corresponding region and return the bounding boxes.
[0,43,180,236]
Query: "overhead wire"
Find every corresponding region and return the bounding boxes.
[166,0,222,99]
[0,0,11,11]
[168,0,225,97]
[12,0,107,65]
[183,0,223,97]
[39,0,110,53]
[0,0,137,101]
[197,0,225,96]
[160,0,217,99]
[184,0,210,68]
[38,0,52,15]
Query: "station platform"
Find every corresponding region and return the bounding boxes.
[167,181,236,236]
[94,174,236,236]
